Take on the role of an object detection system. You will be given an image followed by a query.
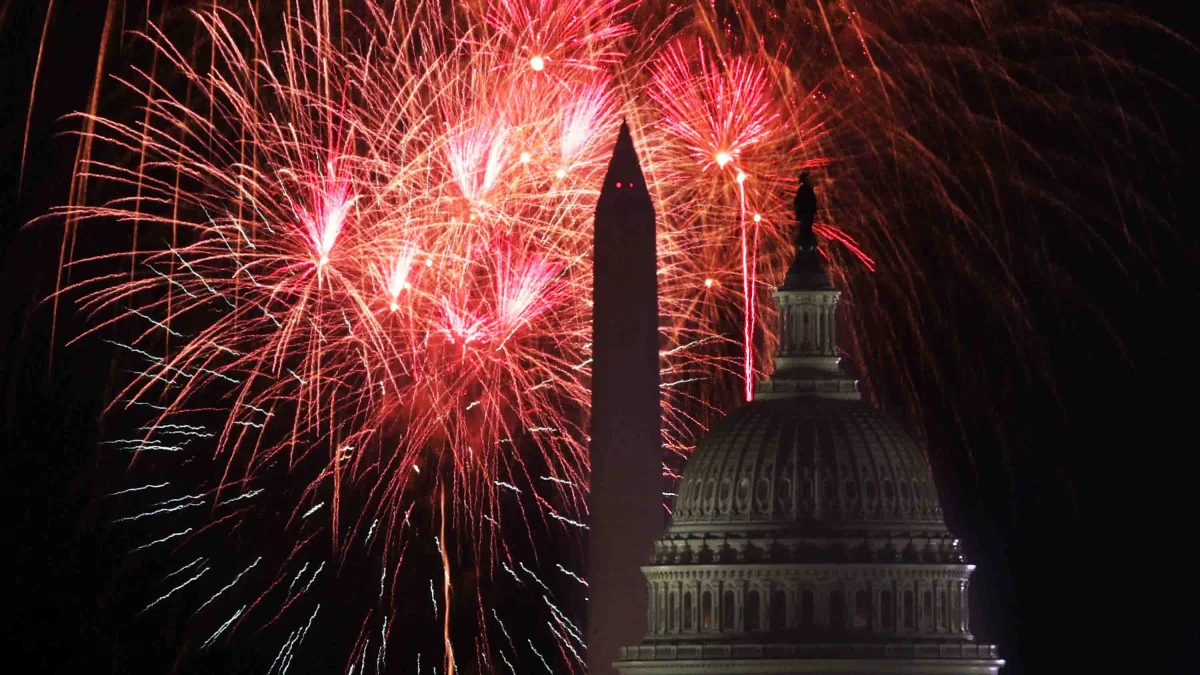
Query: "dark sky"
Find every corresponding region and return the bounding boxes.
[2,1,1199,674]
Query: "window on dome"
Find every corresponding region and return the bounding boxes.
[942,588,950,630]
[903,590,915,630]
[922,590,934,630]
[723,590,736,631]
[854,589,870,628]
[771,589,787,630]
[756,477,771,507]
[684,592,694,630]
[829,589,845,629]
[881,590,895,629]
[956,584,964,631]
[801,588,815,626]
[745,590,761,631]
[657,586,664,633]
[669,591,678,631]
[702,591,714,630]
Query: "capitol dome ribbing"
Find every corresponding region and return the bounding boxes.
[666,397,951,541]
[615,176,1003,675]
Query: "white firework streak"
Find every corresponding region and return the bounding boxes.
[528,639,553,674]
[201,605,246,650]
[556,564,588,586]
[519,562,550,592]
[193,557,262,616]
[106,482,170,497]
[140,566,209,613]
[131,527,193,553]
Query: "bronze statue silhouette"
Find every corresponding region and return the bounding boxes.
[783,172,832,290]
[793,171,817,244]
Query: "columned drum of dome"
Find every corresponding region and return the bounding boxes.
[615,176,1003,675]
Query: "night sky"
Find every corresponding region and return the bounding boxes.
[2,1,1199,674]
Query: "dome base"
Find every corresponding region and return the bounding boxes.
[617,641,1002,674]
[617,658,1003,675]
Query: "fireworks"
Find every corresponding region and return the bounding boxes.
[482,0,636,75]
[34,0,1167,672]
[649,38,779,174]
[50,0,803,669]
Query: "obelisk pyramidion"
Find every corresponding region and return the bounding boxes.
[587,122,663,675]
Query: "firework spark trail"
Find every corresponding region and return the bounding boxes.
[201,605,246,650]
[528,638,554,674]
[556,563,587,586]
[520,561,550,592]
[499,650,519,675]
[106,482,170,496]
[37,0,1160,672]
[141,565,209,613]
[548,620,586,667]
[113,499,206,523]
[738,174,755,400]
[193,556,262,616]
[162,557,207,581]
[439,490,455,675]
[131,527,193,553]
[543,595,585,648]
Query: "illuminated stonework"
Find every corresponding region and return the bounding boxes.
[615,183,1004,675]
[666,399,948,532]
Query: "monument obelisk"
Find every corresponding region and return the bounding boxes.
[587,122,662,675]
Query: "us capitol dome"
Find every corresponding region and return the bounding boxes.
[614,177,1004,675]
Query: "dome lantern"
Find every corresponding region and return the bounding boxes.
[758,172,858,401]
